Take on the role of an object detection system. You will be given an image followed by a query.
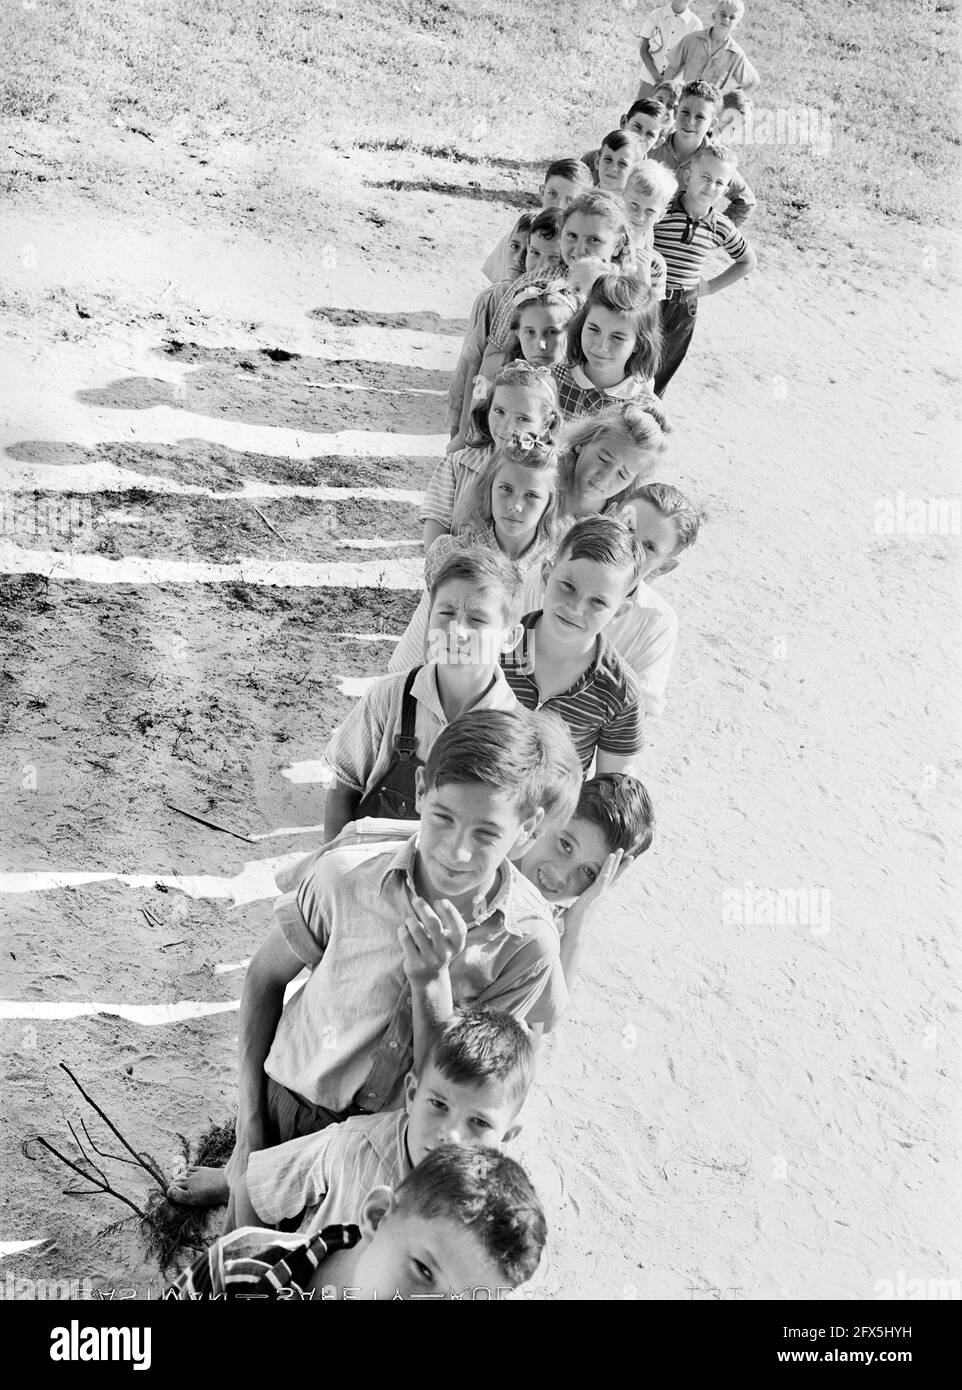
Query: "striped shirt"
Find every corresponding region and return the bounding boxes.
[650,136,756,226]
[653,191,749,289]
[246,1109,412,1234]
[166,1223,360,1299]
[420,444,494,528]
[551,360,654,421]
[500,611,645,770]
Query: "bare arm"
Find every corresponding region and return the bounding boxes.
[595,749,635,775]
[398,894,467,1071]
[324,779,362,842]
[638,38,662,84]
[700,244,757,297]
[423,518,449,552]
[222,1166,264,1235]
[558,851,631,991]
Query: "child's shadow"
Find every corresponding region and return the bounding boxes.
[366,177,536,211]
[310,305,468,335]
[74,343,451,435]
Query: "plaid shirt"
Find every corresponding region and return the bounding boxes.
[551,361,653,421]
[166,1224,360,1300]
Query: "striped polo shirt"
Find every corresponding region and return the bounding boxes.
[653,190,749,289]
[166,1223,360,1299]
[650,137,756,227]
[500,610,645,771]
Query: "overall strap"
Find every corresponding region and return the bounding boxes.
[395,665,421,757]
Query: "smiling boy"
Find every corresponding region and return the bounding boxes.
[169,709,572,1216]
[500,517,646,774]
[650,80,756,225]
[661,0,760,95]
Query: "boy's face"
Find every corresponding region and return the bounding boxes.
[675,95,716,144]
[684,153,734,215]
[519,815,613,902]
[507,229,529,277]
[426,577,514,668]
[625,185,670,237]
[414,775,538,906]
[518,302,570,368]
[618,497,682,576]
[712,2,742,34]
[405,1060,521,1165]
[597,144,635,194]
[561,211,622,267]
[623,111,662,151]
[525,228,557,272]
[353,1198,508,1300]
[540,554,635,647]
[491,458,553,539]
[542,174,580,210]
[654,89,678,123]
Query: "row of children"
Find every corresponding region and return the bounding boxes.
[165,2,761,1300]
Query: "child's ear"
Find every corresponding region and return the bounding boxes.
[619,112,628,128]
[403,1069,418,1112]
[501,1122,523,1144]
[500,621,524,654]
[613,594,636,621]
[359,1185,395,1240]
[514,806,545,852]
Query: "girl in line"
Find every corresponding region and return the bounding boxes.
[552,273,662,419]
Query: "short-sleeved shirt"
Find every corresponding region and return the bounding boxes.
[500,611,645,771]
[266,836,568,1112]
[166,1224,360,1300]
[605,581,678,718]
[662,29,759,93]
[325,661,518,796]
[551,361,653,421]
[653,190,750,289]
[640,3,704,75]
[247,1109,412,1234]
[650,136,756,226]
[420,444,494,528]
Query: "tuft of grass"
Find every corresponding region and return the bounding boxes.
[1,1,959,234]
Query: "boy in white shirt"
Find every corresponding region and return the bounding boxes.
[637,0,704,99]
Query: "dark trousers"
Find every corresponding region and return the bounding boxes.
[654,289,699,397]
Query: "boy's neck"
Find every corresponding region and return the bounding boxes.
[682,187,713,220]
[309,1242,365,1299]
[707,24,729,45]
[531,612,598,677]
[671,129,704,158]
[413,849,502,920]
[434,661,498,721]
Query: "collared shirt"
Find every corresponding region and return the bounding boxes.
[662,28,760,93]
[247,1109,412,1234]
[649,136,756,227]
[325,660,518,796]
[500,611,645,770]
[166,1224,360,1300]
[653,190,749,289]
[420,443,495,527]
[551,360,654,421]
[266,836,567,1112]
[388,526,552,676]
[605,580,679,719]
[640,3,704,75]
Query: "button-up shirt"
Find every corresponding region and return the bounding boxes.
[662,28,760,93]
[265,836,567,1112]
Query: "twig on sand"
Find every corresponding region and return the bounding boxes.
[252,506,288,545]
[164,801,256,844]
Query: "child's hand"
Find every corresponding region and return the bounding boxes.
[565,850,636,933]
[397,889,468,984]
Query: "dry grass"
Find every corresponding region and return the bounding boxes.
[1,0,959,235]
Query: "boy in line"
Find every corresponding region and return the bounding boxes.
[168,708,577,1217]
[322,548,522,841]
[233,1008,532,1234]
[650,79,756,226]
[500,517,647,775]
[652,140,757,395]
[636,0,704,99]
[168,1144,546,1300]
[661,0,760,95]
[580,98,665,183]
[482,158,592,283]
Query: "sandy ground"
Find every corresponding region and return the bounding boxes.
[1,121,960,1301]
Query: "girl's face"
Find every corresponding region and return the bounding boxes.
[518,303,572,369]
[598,143,636,193]
[561,212,624,268]
[525,229,557,272]
[619,497,681,576]
[491,459,553,546]
[507,229,529,277]
[572,431,647,510]
[581,304,635,387]
[625,186,669,238]
[487,384,552,448]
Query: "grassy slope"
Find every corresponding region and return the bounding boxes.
[2,0,959,240]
